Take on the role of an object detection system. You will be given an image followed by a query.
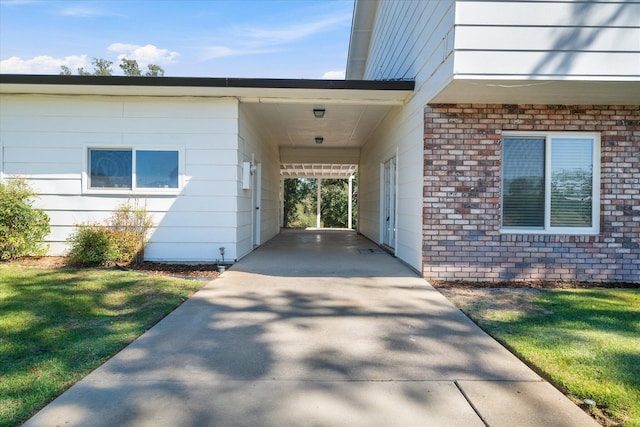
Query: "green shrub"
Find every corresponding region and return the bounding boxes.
[107,202,153,264]
[67,224,119,265]
[67,200,153,266]
[0,179,51,261]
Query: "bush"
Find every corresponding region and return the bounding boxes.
[67,200,153,266]
[107,202,153,264]
[0,179,50,261]
[67,224,118,265]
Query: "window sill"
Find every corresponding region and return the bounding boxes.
[500,228,599,236]
[84,188,181,196]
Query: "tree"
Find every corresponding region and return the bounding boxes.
[92,58,113,76]
[119,58,141,76]
[320,179,348,228]
[60,58,165,77]
[283,178,315,227]
[145,64,165,77]
[283,175,357,229]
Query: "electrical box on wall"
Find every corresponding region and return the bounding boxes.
[242,162,251,189]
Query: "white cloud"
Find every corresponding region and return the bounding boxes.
[199,13,350,64]
[0,0,38,5]
[59,5,104,17]
[321,70,345,80]
[0,54,89,74]
[241,14,351,47]
[108,43,179,66]
[57,2,122,17]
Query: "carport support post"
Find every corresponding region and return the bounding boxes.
[316,178,322,228]
[348,175,353,229]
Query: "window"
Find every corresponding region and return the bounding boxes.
[501,133,600,234]
[136,151,179,189]
[87,148,181,193]
[90,149,132,188]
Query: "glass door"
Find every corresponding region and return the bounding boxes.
[382,157,396,249]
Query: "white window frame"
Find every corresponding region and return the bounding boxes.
[83,146,184,195]
[501,132,600,235]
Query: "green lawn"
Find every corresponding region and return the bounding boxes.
[455,288,640,427]
[0,265,207,427]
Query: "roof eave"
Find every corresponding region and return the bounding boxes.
[0,74,414,104]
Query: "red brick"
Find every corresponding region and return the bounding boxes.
[422,103,640,283]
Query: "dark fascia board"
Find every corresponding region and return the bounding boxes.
[0,74,414,91]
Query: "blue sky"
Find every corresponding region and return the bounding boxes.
[0,0,354,78]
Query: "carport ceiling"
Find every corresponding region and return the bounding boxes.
[240,88,411,179]
[244,102,389,179]
[242,102,398,149]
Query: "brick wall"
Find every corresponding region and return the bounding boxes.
[423,104,639,283]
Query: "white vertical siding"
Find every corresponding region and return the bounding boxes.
[236,104,280,259]
[454,1,640,79]
[0,94,241,262]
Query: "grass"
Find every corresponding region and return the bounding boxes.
[0,265,207,427]
[457,288,640,427]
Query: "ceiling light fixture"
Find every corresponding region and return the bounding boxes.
[313,108,326,118]
[315,136,324,144]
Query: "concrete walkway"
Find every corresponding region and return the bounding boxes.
[25,230,598,427]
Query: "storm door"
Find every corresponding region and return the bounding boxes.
[382,156,397,249]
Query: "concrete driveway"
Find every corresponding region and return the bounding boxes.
[24,230,598,426]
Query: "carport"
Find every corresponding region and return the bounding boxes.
[0,75,414,264]
[234,79,414,249]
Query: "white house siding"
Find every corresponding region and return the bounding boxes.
[356,0,456,272]
[236,104,280,259]
[358,0,640,96]
[454,1,640,79]
[359,104,424,272]
[363,0,456,97]
[0,94,242,262]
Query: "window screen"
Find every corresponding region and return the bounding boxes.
[550,139,593,227]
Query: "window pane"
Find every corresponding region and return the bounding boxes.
[90,150,132,188]
[502,138,545,227]
[551,139,593,227]
[136,150,179,188]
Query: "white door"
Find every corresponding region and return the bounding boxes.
[252,163,261,247]
[382,157,396,249]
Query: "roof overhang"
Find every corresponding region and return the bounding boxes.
[0,74,413,105]
[430,77,640,105]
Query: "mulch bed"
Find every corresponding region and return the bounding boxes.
[431,280,639,289]
[8,256,221,280]
[128,261,221,279]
